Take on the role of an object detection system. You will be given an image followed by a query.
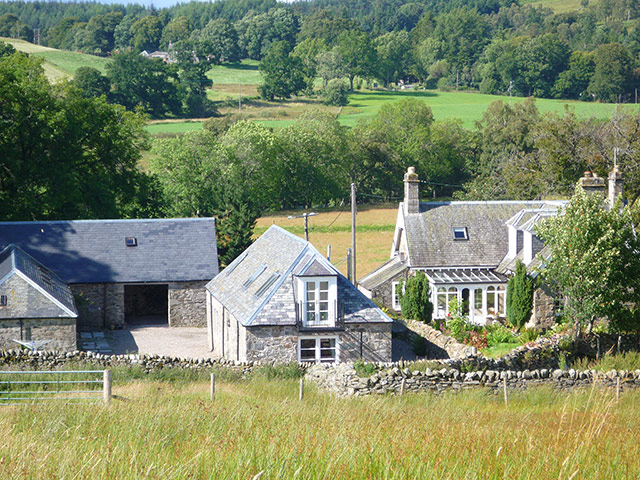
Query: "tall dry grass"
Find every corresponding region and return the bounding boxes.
[0,378,638,479]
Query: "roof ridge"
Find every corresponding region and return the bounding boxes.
[0,217,217,226]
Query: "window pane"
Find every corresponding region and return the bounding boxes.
[320,281,329,291]
[320,338,335,349]
[487,292,495,314]
[301,339,315,349]
[497,291,505,314]
[307,291,315,301]
[307,312,315,322]
[300,349,316,361]
[320,291,328,301]
[474,288,483,316]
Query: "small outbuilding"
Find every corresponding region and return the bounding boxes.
[206,226,392,363]
[0,245,78,351]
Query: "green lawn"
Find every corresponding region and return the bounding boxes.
[482,342,521,359]
[207,59,262,85]
[145,121,205,135]
[340,89,639,128]
[522,0,584,13]
[2,37,112,80]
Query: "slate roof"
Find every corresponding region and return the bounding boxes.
[0,245,77,317]
[0,218,219,284]
[404,201,564,268]
[207,225,391,327]
[358,255,407,291]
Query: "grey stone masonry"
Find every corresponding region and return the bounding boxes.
[403,167,420,215]
[0,318,76,351]
[244,323,393,363]
[169,281,207,327]
[527,284,556,330]
[72,283,124,329]
[306,362,640,397]
[403,320,477,359]
[0,274,70,319]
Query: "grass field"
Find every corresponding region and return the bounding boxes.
[145,120,205,136]
[522,0,584,13]
[2,37,112,81]
[1,375,639,479]
[256,205,398,278]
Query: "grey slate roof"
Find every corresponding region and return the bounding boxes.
[0,218,219,284]
[405,201,564,268]
[207,225,391,327]
[358,255,407,291]
[0,245,77,317]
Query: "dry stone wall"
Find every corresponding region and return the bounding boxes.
[403,320,478,359]
[306,362,640,397]
[168,281,208,327]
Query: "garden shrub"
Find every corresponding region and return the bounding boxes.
[486,323,517,346]
[506,260,534,328]
[398,272,433,322]
[354,360,378,377]
[519,328,540,345]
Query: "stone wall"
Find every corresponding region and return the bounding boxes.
[527,284,556,330]
[370,271,408,313]
[72,283,124,329]
[306,362,640,397]
[169,281,207,327]
[244,323,393,363]
[0,318,76,351]
[0,274,72,319]
[403,320,478,359]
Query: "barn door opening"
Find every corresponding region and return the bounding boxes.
[124,284,168,325]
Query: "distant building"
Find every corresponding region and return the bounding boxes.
[206,226,392,363]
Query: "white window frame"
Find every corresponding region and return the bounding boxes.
[298,336,340,363]
[391,281,404,310]
[297,276,337,327]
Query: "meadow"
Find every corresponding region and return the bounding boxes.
[255,205,398,278]
[2,37,112,80]
[1,375,639,479]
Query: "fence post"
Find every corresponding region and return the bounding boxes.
[103,370,112,405]
[299,377,304,401]
[210,373,216,401]
[616,377,621,403]
[503,377,508,406]
[400,377,406,396]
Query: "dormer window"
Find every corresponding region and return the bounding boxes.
[297,276,338,327]
[453,227,468,240]
[125,237,137,247]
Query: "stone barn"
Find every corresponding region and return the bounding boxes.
[0,245,77,351]
[0,218,218,330]
[206,226,392,364]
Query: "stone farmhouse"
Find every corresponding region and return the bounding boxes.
[359,167,625,328]
[206,225,392,364]
[358,167,568,327]
[0,245,78,351]
[0,218,219,337]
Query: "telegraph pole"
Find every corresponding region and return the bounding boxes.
[288,212,318,241]
[351,183,357,285]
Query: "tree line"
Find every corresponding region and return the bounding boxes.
[1,0,640,104]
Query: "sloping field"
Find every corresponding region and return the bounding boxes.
[522,0,585,13]
[256,205,398,278]
[2,37,111,80]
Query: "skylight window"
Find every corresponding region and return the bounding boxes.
[453,227,469,240]
[224,252,248,276]
[242,265,267,289]
[125,237,138,247]
[255,272,281,297]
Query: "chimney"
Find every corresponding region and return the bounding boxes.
[578,171,606,195]
[403,167,420,215]
[608,166,623,209]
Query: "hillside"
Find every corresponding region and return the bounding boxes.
[1,37,111,81]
